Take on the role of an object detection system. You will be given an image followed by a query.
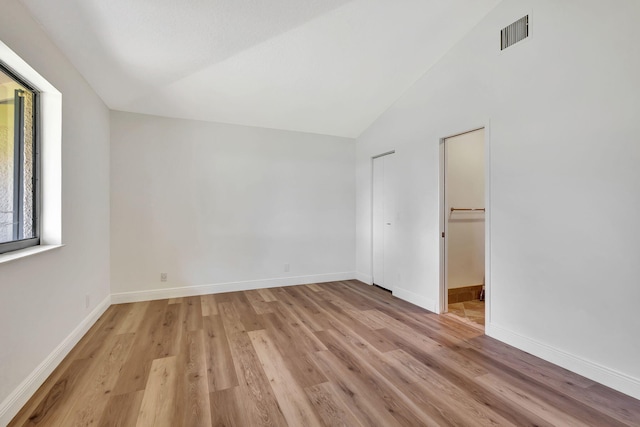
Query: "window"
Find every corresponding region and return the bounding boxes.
[0,63,39,254]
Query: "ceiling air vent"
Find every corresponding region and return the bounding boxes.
[501,15,528,50]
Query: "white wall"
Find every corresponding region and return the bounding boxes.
[0,0,111,422]
[356,0,640,398]
[446,130,485,289]
[111,112,355,299]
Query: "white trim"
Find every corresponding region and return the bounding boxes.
[0,244,64,264]
[438,138,447,313]
[487,323,640,401]
[484,122,492,327]
[0,295,111,426]
[356,272,373,285]
[392,286,438,313]
[0,43,59,93]
[39,90,63,246]
[111,272,356,304]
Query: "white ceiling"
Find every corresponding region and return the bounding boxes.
[20,0,500,138]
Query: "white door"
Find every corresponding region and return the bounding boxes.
[372,153,396,291]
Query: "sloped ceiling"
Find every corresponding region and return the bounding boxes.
[20,0,500,137]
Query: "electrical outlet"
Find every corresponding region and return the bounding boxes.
[284,263,290,272]
[160,273,168,282]
[85,294,90,309]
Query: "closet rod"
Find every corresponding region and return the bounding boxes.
[450,207,485,212]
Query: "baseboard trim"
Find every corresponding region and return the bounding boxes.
[111,272,357,304]
[0,295,111,426]
[487,323,640,400]
[355,272,373,285]
[392,286,438,313]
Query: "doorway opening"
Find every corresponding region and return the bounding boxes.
[440,128,486,329]
[372,151,396,292]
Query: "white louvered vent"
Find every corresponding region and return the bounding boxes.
[501,15,529,50]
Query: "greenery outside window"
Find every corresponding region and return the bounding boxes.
[0,63,38,254]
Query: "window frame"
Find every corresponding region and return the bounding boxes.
[0,61,40,254]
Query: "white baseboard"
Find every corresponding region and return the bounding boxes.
[355,272,373,285]
[111,272,357,304]
[487,323,640,401]
[0,295,111,426]
[392,286,438,313]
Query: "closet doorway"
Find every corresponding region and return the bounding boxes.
[440,128,486,328]
[372,151,396,292]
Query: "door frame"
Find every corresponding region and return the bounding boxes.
[439,126,491,329]
[371,150,395,290]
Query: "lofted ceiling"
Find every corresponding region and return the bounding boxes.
[20,0,500,138]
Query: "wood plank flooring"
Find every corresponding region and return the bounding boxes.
[9,280,640,426]
[447,300,485,328]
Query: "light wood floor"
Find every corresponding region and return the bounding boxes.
[448,300,485,328]
[10,280,639,426]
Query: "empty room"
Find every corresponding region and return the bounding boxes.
[1,0,639,426]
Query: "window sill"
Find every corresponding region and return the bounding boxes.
[0,244,64,264]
